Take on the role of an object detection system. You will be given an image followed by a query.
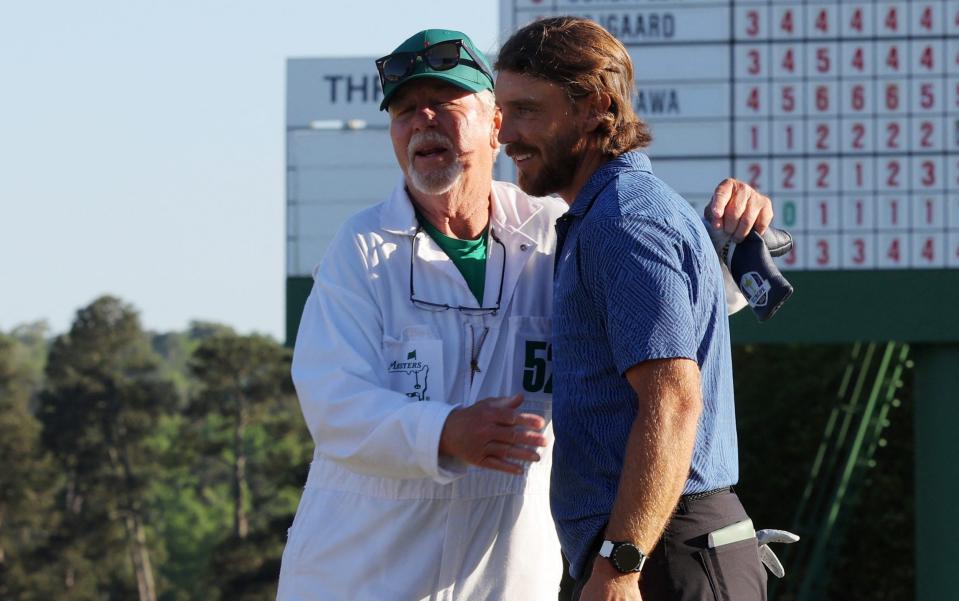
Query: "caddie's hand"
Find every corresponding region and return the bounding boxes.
[438,394,547,475]
[578,559,641,601]
[706,178,773,242]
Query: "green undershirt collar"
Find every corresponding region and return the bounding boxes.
[415,211,488,304]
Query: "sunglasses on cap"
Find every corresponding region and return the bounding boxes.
[375,39,494,87]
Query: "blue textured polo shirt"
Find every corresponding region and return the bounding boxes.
[551,151,739,579]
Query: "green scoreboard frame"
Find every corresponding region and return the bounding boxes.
[730,270,959,343]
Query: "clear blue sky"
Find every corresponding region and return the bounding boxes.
[0,1,499,340]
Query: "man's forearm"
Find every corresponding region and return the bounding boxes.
[605,359,703,554]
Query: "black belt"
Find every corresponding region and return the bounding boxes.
[680,486,734,503]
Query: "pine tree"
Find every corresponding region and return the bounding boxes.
[187,333,292,539]
[0,332,59,600]
[38,296,177,601]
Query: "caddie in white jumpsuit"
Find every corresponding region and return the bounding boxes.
[276,28,775,601]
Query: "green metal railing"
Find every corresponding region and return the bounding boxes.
[772,342,912,601]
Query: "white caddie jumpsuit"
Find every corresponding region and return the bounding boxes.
[276,180,568,601]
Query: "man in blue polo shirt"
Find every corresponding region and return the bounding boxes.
[496,17,769,601]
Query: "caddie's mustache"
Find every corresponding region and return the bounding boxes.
[408,131,453,157]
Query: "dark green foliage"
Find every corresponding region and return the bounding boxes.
[204,515,292,601]
[733,344,852,531]
[0,333,59,599]
[159,331,309,600]
[186,333,296,538]
[36,296,179,601]
[825,370,914,601]
[733,344,914,601]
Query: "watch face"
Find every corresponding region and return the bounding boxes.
[613,543,643,571]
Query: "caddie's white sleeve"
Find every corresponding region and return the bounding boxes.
[291,228,465,484]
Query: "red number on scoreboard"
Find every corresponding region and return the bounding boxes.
[887,161,901,187]
[851,123,865,149]
[780,9,793,33]
[921,238,935,263]
[855,200,864,225]
[854,162,864,188]
[816,240,830,265]
[920,121,935,148]
[885,84,900,110]
[746,87,760,111]
[816,162,830,188]
[815,9,829,33]
[783,246,797,266]
[887,238,901,263]
[925,199,935,225]
[851,47,865,72]
[782,48,795,72]
[886,122,901,149]
[750,125,759,150]
[746,10,760,36]
[920,6,934,31]
[816,86,830,111]
[784,124,795,149]
[816,124,830,150]
[920,83,935,110]
[885,46,900,71]
[921,160,936,187]
[849,8,863,32]
[818,201,829,225]
[782,86,796,112]
[748,163,762,189]
[884,6,899,32]
[747,49,761,74]
[853,239,865,264]
[816,47,831,73]
[782,163,796,189]
[851,84,865,111]
[919,46,934,71]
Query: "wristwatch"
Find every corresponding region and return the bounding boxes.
[598,540,647,573]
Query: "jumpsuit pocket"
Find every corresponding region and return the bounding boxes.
[697,537,768,601]
[382,325,444,402]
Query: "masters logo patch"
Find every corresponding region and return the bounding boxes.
[388,348,430,401]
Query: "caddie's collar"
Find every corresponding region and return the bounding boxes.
[379,178,541,242]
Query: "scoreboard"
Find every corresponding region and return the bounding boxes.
[501,0,959,271]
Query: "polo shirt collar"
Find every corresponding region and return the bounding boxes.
[566,151,652,217]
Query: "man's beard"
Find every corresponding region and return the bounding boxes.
[406,131,464,195]
[509,126,583,198]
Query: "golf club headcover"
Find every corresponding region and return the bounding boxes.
[725,229,794,322]
[759,227,794,258]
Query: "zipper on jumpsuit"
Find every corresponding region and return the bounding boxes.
[468,324,489,386]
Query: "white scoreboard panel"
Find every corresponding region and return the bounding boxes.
[287,58,396,277]
[501,0,959,270]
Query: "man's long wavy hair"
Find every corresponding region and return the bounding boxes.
[495,16,652,156]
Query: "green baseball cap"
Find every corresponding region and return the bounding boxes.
[376,29,494,111]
